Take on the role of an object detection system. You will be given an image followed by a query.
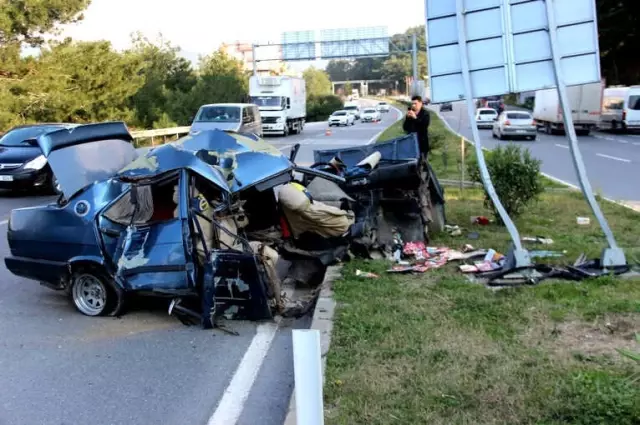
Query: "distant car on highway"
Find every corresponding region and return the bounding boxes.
[475,108,498,129]
[343,102,361,120]
[191,103,262,137]
[361,108,381,123]
[328,110,355,127]
[0,123,77,194]
[439,102,453,112]
[376,101,390,113]
[492,111,537,141]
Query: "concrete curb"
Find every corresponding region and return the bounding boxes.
[283,265,341,425]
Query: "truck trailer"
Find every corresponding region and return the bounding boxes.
[249,75,306,137]
[533,81,604,135]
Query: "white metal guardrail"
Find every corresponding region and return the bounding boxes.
[129,126,191,146]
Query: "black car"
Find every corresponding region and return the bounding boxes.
[439,102,453,112]
[0,123,75,193]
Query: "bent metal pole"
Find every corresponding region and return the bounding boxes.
[545,0,626,267]
[454,0,531,268]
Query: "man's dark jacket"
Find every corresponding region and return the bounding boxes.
[402,107,430,155]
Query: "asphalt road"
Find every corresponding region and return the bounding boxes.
[0,99,401,425]
[438,102,640,204]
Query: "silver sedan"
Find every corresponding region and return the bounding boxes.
[492,111,537,140]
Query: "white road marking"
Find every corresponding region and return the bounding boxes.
[207,322,280,425]
[555,144,569,149]
[0,220,7,226]
[619,140,629,144]
[596,153,631,163]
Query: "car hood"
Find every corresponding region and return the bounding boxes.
[0,146,41,164]
[118,129,293,193]
[36,122,138,199]
[190,122,241,133]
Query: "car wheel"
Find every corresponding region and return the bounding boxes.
[283,125,289,137]
[70,270,118,317]
[492,131,497,139]
[498,131,505,140]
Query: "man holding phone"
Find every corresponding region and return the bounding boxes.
[402,95,431,160]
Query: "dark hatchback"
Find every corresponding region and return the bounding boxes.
[0,123,75,193]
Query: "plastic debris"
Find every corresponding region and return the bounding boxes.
[355,269,379,278]
[576,217,590,225]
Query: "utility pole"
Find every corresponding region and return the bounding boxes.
[411,32,418,96]
[252,44,257,76]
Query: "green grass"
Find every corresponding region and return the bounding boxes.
[324,108,640,425]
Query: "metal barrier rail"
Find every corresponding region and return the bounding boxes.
[129,126,191,146]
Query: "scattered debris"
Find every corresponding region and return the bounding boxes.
[576,217,591,225]
[356,270,379,278]
[471,216,490,225]
[523,236,554,245]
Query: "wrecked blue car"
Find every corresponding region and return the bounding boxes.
[4,122,360,328]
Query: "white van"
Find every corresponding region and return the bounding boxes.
[190,103,263,137]
[600,86,640,132]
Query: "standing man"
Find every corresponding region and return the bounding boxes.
[403,95,431,160]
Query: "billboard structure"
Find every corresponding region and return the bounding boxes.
[281,30,316,61]
[425,0,626,268]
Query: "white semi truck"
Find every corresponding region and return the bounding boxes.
[533,81,604,135]
[249,75,306,137]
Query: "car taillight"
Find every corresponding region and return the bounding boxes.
[504,120,511,126]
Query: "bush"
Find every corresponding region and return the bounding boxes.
[467,144,543,222]
[307,94,343,122]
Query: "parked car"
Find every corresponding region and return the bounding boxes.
[328,110,355,127]
[492,111,537,140]
[439,102,453,112]
[361,108,382,123]
[376,101,391,113]
[0,123,77,194]
[4,122,373,328]
[475,108,499,129]
[191,103,262,137]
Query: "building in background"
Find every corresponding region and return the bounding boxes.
[219,41,295,76]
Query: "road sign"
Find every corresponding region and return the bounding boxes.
[319,26,389,59]
[425,0,601,103]
[282,31,316,61]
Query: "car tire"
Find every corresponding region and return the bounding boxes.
[492,131,497,139]
[498,132,505,140]
[69,269,119,317]
[283,125,289,137]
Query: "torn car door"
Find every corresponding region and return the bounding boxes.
[103,171,196,294]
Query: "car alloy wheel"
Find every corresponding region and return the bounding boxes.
[70,272,113,316]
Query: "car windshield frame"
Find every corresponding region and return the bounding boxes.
[363,109,376,113]
[0,125,67,147]
[478,110,497,116]
[344,106,357,110]
[332,112,347,116]
[506,112,533,120]
[194,106,242,123]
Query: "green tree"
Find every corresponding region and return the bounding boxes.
[128,33,196,128]
[596,0,640,84]
[0,0,91,46]
[344,82,353,96]
[168,49,248,125]
[303,66,332,96]
[325,60,352,81]
[12,39,144,124]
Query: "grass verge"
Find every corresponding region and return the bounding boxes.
[324,106,640,425]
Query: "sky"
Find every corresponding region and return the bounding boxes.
[58,0,426,69]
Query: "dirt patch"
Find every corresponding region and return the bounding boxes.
[551,314,640,361]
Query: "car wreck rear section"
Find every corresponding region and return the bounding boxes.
[4,123,445,329]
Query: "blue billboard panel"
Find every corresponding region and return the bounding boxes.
[281,31,316,61]
[319,26,389,59]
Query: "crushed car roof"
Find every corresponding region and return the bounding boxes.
[118,129,293,193]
